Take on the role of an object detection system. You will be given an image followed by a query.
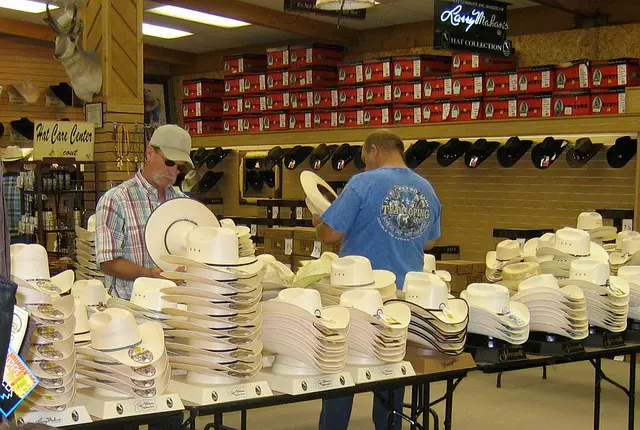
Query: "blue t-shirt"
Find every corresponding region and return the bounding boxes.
[321,166,441,288]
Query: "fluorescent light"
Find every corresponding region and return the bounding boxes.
[148,5,250,28]
[142,22,193,39]
[0,0,58,13]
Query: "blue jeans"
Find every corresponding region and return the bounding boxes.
[319,388,404,430]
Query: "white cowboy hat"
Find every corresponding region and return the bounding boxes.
[2,145,31,162]
[106,277,181,317]
[496,262,541,292]
[617,266,640,292]
[300,170,338,216]
[75,265,104,279]
[72,279,107,309]
[423,254,452,282]
[145,197,221,272]
[340,289,410,330]
[315,255,396,290]
[577,212,617,242]
[80,308,166,367]
[181,164,207,192]
[26,384,76,409]
[610,237,640,266]
[74,303,91,345]
[292,252,338,287]
[160,285,261,306]
[257,254,295,289]
[262,288,349,331]
[76,360,171,390]
[77,255,99,271]
[161,294,261,314]
[164,339,263,362]
[76,352,169,381]
[75,239,95,256]
[28,354,76,379]
[165,329,263,354]
[523,233,555,264]
[11,244,74,294]
[514,274,584,302]
[486,240,524,271]
[161,227,263,281]
[220,218,251,239]
[32,316,76,344]
[168,353,262,374]
[35,372,75,390]
[558,259,629,298]
[26,294,75,324]
[75,214,97,242]
[29,334,75,361]
[76,249,96,263]
[537,227,609,264]
[613,231,640,251]
[461,283,530,329]
[160,271,257,294]
[77,365,170,398]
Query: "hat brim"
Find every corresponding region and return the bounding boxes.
[162,295,261,314]
[161,255,263,280]
[28,355,76,378]
[77,364,170,398]
[300,171,338,216]
[26,294,75,321]
[345,302,411,330]
[83,321,165,367]
[161,306,260,326]
[163,319,262,338]
[386,297,468,327]
[75,226,95,242]
[29,335,75,361]
[160,271,256,293]
[76,360,171,389]
[262,300,349,330]
[159,286,261,306]
[165,341,262,361]
[169,354,261,375]
[160,146,195,170]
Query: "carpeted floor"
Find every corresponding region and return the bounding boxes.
[195,359,637,429]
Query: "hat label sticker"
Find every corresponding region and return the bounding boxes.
[133,365,156,377]
[128,346,154,364]
[374,309,401,325]
[36,305,64,319]
[36,344,63,360]
[29,279,62,294]
[36,327,64,341]
[40,362,66,376]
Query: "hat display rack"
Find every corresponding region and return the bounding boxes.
[182,147,230,194]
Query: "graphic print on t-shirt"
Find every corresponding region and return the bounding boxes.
[378,185,431,241]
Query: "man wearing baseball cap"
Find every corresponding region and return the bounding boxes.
[95,125,193,300]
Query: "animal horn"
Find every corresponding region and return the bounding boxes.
[68,4,78,35]
[43,2,60,33]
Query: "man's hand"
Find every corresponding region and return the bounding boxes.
[150,267,163,278]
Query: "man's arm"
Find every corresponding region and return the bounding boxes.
[101,259,163,280]
[313,215,344,244]
[424,239,437,251]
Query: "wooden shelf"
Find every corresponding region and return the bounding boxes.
[190,114,640,148]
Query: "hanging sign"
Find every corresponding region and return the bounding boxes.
[434,0,513,57]
[33,121,95,161]
[283,0,367,19]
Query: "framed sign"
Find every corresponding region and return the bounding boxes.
[283,0,367,19]
[33,121,95,161]
[434,0,513,57]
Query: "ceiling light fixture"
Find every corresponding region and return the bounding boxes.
[0,0,58,13]
[315,0,376,10]
[142,23,193,39]
[147,5,250,28]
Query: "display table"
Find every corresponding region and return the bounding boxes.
[182,350,476,430]
[58,410,185,430]
[475,342,640,430]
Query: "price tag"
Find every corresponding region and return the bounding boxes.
[442,103,451,120]
[384,84,392,101]
[250,224,257,236]
[283,50,289,65]
[413,59,421,77]
[357,110,364,125]
[260,97,267,111]
[238,58,244,73]
[619,93,627,114]
[542,98,551,117]
[474,77,482,94]
[306,48,313,64]
[279,114,287,128]
[618,64,628,85]
[10,306,28,352]
[509,74,518,91]
[272,206,279,219]
[541,71,550,88]
[357,87,364,103]
[508,99,517,118]
[283,92,290,107]
[306,70,313,85]
[311,240,322,258]
[579,63,589,88]
[306,91,313,107]
[331,90,338,107]
[296,207,304,220]
[259,74,266,91]
[382,107,389,124]
[331,112,338,127]
[444,78,452,95]
[355,65,363,83]
[304,113,312,128]
[283,71,289,86]
[0,348,39,417]
[623,219,633,231]
[472,55,479,69]
[413,83,422,99]
[284,238,293,255]
[413,107,422,124]
[383,61,390,77]
[471,102,480,119]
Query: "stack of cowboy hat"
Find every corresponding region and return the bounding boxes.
[606,230,640,253]
[511,274,588,340]
[497,262,542,294]
[558,260,629,332]
[609,236,640,273]
[485,240,525,282]
[11,244,75,296]
[340,289,410,364]
[576,212,617,245]
[535,227,609,278]
[156,226,265,382]
[261,288,349,374]
[423,254,451,286]
[72,279,108,317]
[76,308,171,398]
[256,254,295,300]
[309,256,397,306]
[220,218,256,257]
[300,170,338,217]
[616,266,640,320]
[75,214,104,282]
[386,272,468,355]
[461,283,531,344]
[291,252,337,288]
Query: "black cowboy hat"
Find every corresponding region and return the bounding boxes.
[246,169,263,191]
[331,144,353,171]
[206,147,232,169]
[497,136,533,168]
[436,138,471,167]
[607,136,637,169]
[284,146,313,170]
[465,139,499,168]
[309,144,338,170]
[191,148,208,168]
[405,140,440,169]
[263,146,288,171]
[566,138,603,168]
[260,169,276,188]
[199,171,224,193]
[531,137,569,169]
[0,123,4,139]
[353,145,366,169]
[10,118,34,141]
[49,82,73,106]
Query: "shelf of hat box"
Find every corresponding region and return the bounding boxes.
[190,114,640,148]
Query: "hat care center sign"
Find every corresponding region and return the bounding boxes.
[33,121,95,161]
[434,0,513,57]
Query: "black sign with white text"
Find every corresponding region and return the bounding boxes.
[434,0,513,57]
[283,0,367,20]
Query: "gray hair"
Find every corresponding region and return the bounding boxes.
[363,129,404,155]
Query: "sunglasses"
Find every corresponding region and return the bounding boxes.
[155,149,188,173]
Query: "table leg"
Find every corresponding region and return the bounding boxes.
[629,353,636,430]
[543,365,547,380]
[241,409,248,430]
[410,384,419,430]
[444,379,454,430]
[594,358,602,430]
[423,383,430,430]
[215,412,223,430]
[497,372,503,388]
[387,388,395,429]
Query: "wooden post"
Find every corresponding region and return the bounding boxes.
[83,0,145,193]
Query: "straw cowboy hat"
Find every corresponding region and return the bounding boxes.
[17,287,75,321]
[106,277,181,320]
[72,279,108,310]
[317,255,396,291]
[74,303,91,345]
[423,254,452,283]
[14,80,40,104]
[257,254,295,290]
[617,266,640,320]
[75,214,97,242]
[2,145,31,162]
[610,236,640,266]
[486,240,525,281]
[608,230,640,252]
[340,289,410,330]
[291,252,337,287]
[262,288,349,331]
[300,170,338,217]
[11,244,74,294]
[537,227,609,264]
[144,197,221,272]
[576,212,617,242]
[497,262,541,292]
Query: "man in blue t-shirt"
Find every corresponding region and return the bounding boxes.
[313,129,441,430]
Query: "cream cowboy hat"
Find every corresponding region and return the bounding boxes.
[75,238,95,255]
[612,231,640,251]
[28,354,76,379]
[315,255,396,291]
[461,283,530,329]
[161,294,261,315]
[291,252,338,287]
[29,334,75,361]
[14,80,40,103]
[76,249,96,263]
[17,287,75,322]
[257,254,295,290]
[164,338,263,362]
[160,285,262,306]
[496,262,541,292]
[300,170,338,216]
[35,372,74,391]
[577,212,617,242]
[106,277,182,318]
[523,233,555,264]
[610,236,640,266]
[26,384,76,410]
[340,289,410,330]
[76,351,169,381]
[2,145,31,161]
[537,227,609,264]
[145,197,221,272]
[11,244,74,294]
[558,259,629,297]
[423,254,452,282]
[72,279,107,309]
[160,271,258,294]
[32,316,76,344]
[75,214,97,242]
[76,360,171,391]
[77,364,170,398]
[161,227,263,280]
[616,266,640,298]
[74,303,91,345]
[486,240,525,271]
[262,288,349,331]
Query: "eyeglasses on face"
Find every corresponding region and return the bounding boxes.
[154,148,188,173]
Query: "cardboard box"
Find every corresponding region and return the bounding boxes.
[451,73,484,99]
[364,58,393,83]
[183,79,224,100]
[261,92,289,111]
[484,96,518,120]
[485,71,518,96]
[338,61,364,85]
[518,93,552,118]
[224,77,243,96]
[591,88,626,115]
[260,112,288,131]
[552,90,591,117]
[240,74,266,94]
[391,104,422,125]
[266,70,289,91]
[405,348,476,375]
[243,95,262,114]
[591,58,640,88]
[289,111,313,129]
[290,44,344,70]
[239,116,262,133]
[313,110,338,129]
[338,86,365,108]
[222,117,242,134]
[435,260,486,293]
[267,46,290,70]
[223,54,267,77]
[422,101,448,123]
[337,109,364,128]
[362,106,391,127]
[293,227,340,257]
[423,75,452,100]
[183,119,223,136]
[555,60,590,90]
[448,98,483,121]
[223,97,244,116]
[452,53,516,73]
[182,99,223,119]
[392,81,422,104]
[289,68,339,89]
[393,55,451,81]
[264,227,294,255]
[365,83,393,106]
[517,66,555,94]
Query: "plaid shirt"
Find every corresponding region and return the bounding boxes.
[3,174,20,234]
[95,170,184,299]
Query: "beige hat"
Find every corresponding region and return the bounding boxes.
[2,145,31,162]
[149,124,194,169]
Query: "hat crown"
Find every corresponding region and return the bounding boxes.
[72,280,106,307]
[276,288,324,316]
[496,240,521,260]
[518,274,560,291]
[11,244,50,281]
[403,272,448,309]
[577,212,603,231]
[16,284,52,305]
[423,254,436,273]
[465,283,510,314]
[340,289,384,316]
[74,303,90,335]
[149,124,191,157]
[4,145,25,160]
[621,237,640,255]
[569,259,609,285]
[131,277,178,312]
[220,219,237,229]
[554,228,591,256]
[502,262,541,282]
[617,231,640,248]
[539,233,556,248]
[90,308,142,350]
[331,256,375,286]
[87,214,96,232]
[617,265,640,283]
[186,227,240,265]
